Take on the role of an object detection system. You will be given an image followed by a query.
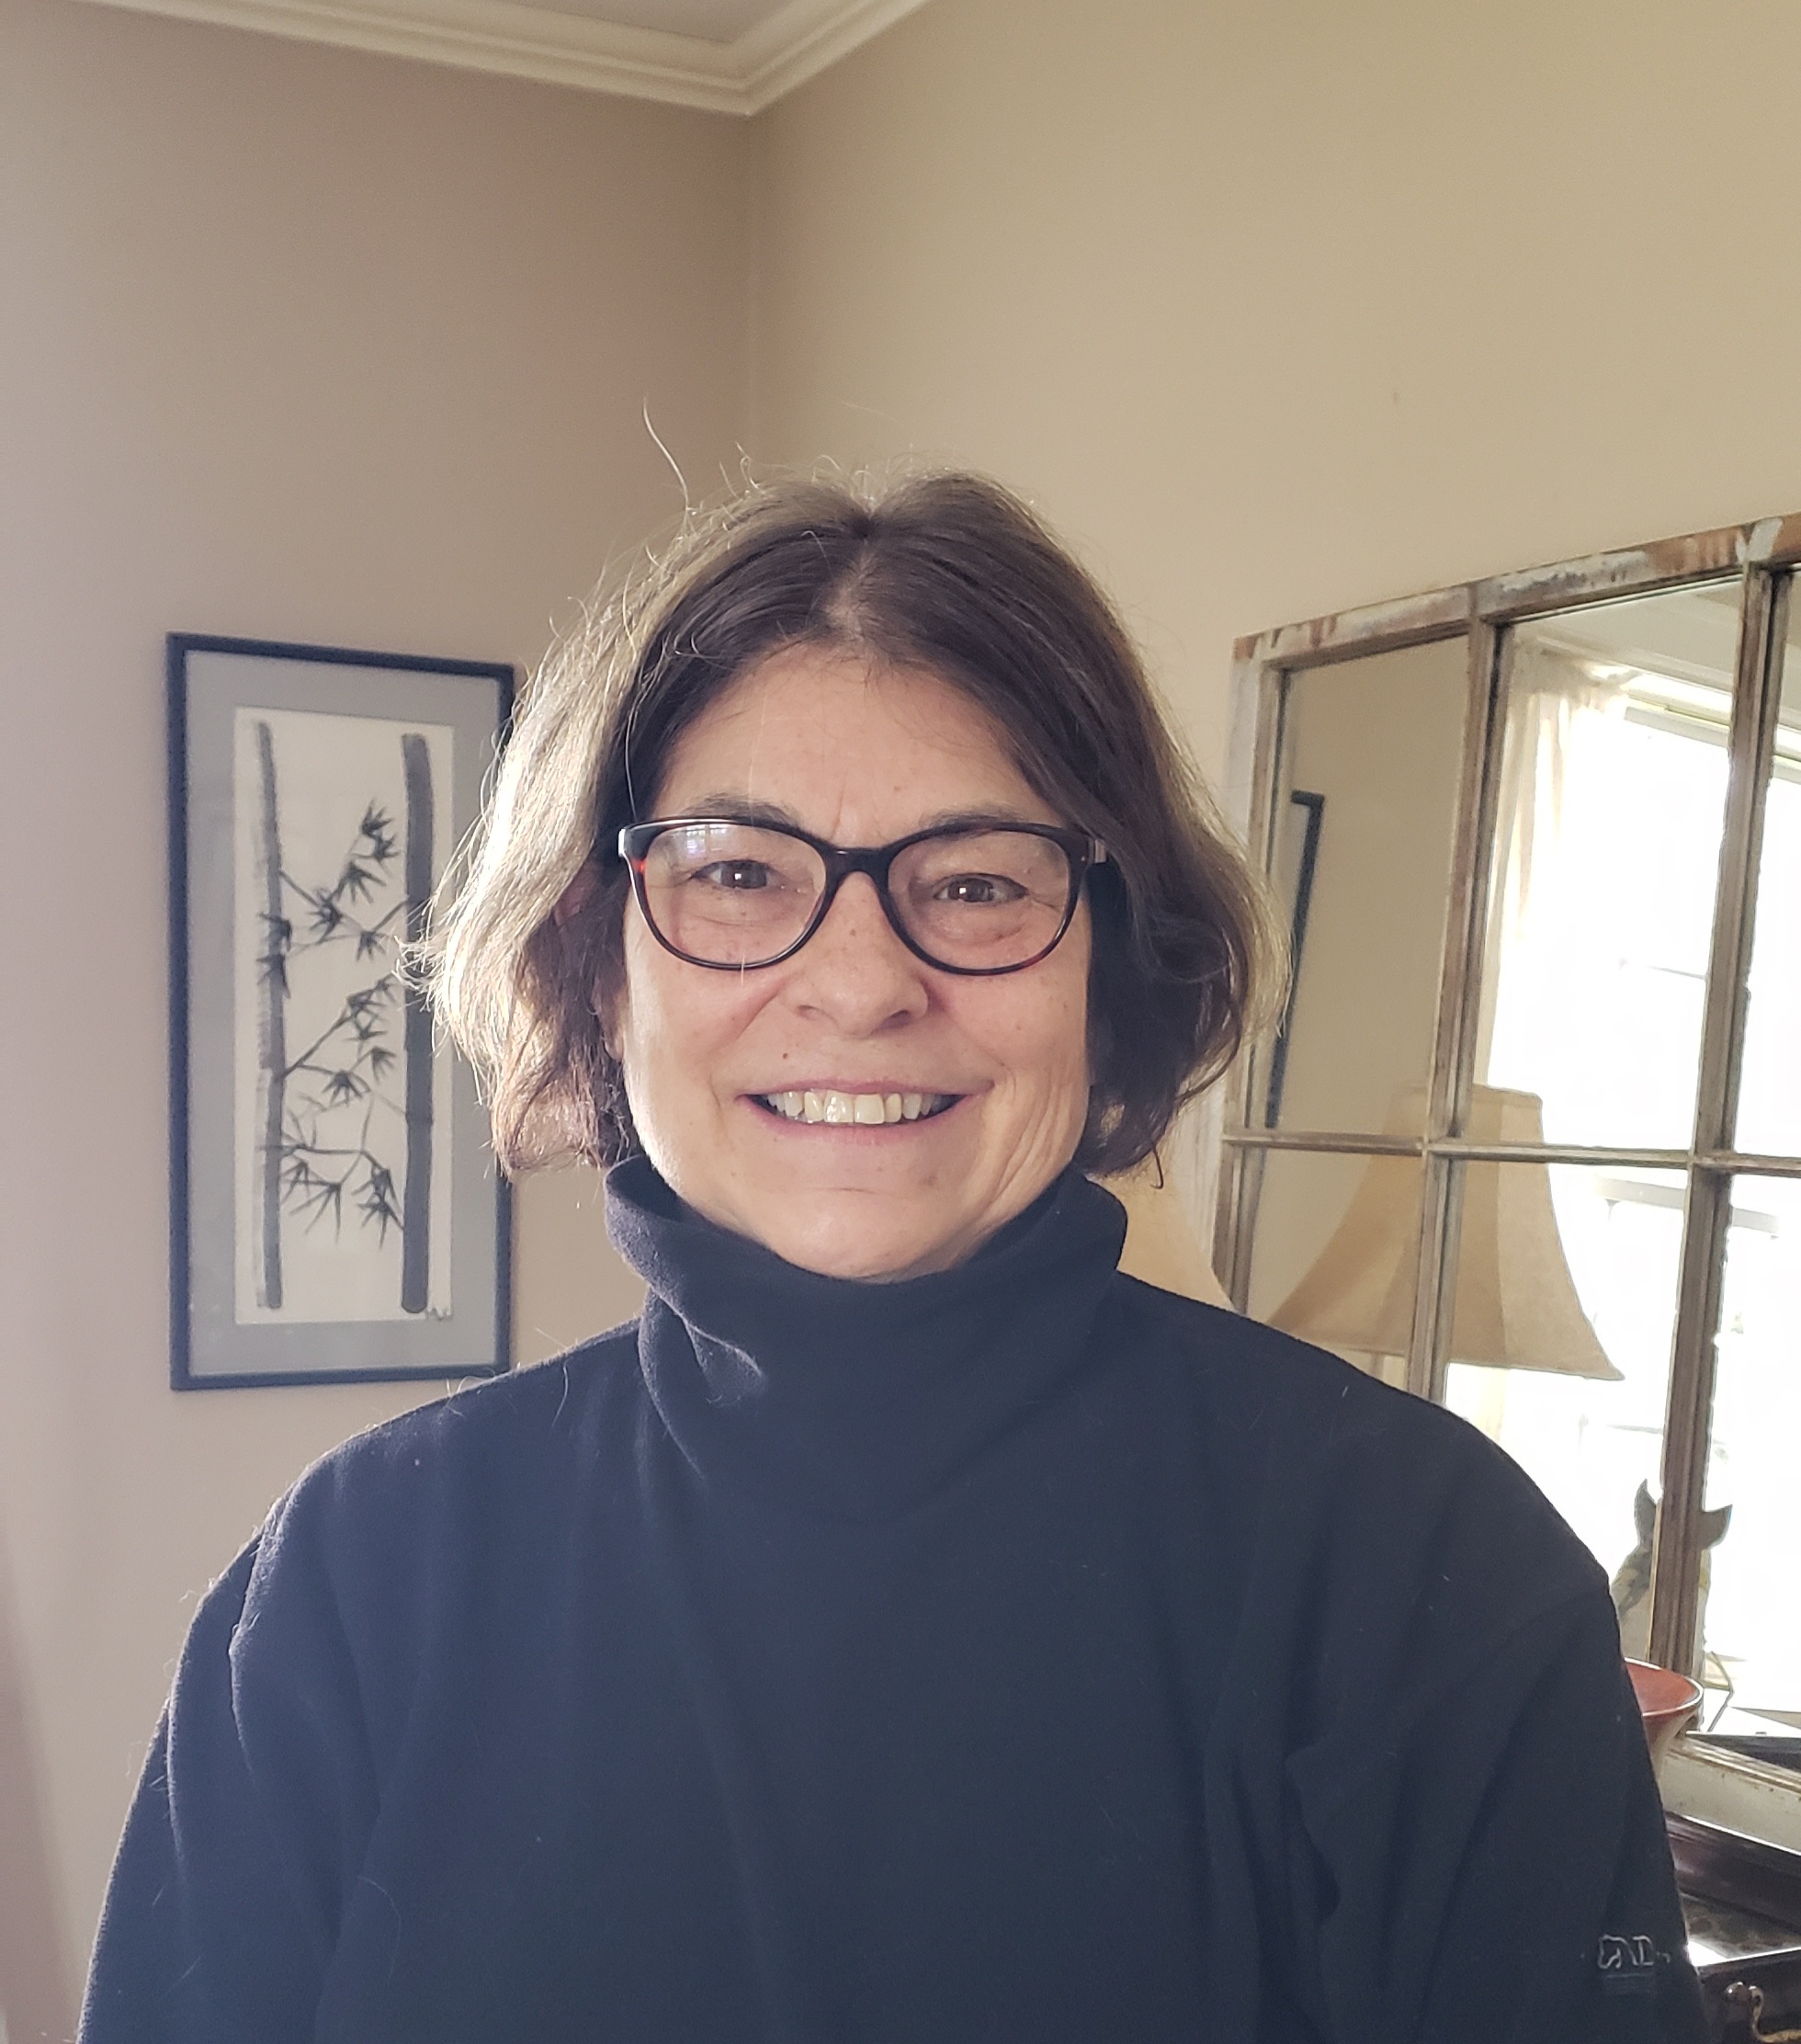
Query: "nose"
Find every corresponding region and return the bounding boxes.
[784,872,932,1034]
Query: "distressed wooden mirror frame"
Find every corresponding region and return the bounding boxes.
[1214,513,1801,1697]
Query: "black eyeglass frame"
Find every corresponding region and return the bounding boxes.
[616,816,1107,977]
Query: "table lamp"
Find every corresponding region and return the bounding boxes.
[1267,1084,1621,1380]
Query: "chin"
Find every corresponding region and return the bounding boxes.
[755,1203,956,1284]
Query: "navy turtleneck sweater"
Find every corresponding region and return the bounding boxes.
[83,1163,1704,2043]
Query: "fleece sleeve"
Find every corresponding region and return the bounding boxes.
[77,1539,321,2043]
[1290,1584,1706,2044]
[78,1492,379,2044]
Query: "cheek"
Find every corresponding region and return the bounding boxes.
[1045,983,1093,1094]
[612,924,764,1093]
[1037,929,1094,1081]
[968,957,1093,1103]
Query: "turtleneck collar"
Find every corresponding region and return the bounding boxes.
[605,1156,1128,1522]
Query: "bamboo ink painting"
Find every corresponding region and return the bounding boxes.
[232,708,454,1324]
[170,637,512,1387]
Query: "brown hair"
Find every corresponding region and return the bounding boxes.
[427,471,1279,1177]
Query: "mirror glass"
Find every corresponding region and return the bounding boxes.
[1261,638,1467,1134]
[1472,583,1739,1152]
[1734,590,1801,1155]
[1242,1147,1424,1390]
[1692,1175,1801,1744]
[1440,1158,1682,1639]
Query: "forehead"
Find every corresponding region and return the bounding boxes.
[653,644,1053,829]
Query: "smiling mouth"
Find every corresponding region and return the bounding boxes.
[753,1089,959,1127]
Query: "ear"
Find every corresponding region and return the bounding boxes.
[552,861,600,927]
[594,972,624,1062]
[1634,1482,1658,1539]
[549,861,624,1056]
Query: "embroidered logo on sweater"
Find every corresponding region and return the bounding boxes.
[1596,1933,1662,1996]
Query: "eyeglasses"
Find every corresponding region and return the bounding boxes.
[617,816,1106,976]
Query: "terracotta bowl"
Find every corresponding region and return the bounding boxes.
[1626,1658,1705,1773]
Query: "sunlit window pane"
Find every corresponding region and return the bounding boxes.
[1442,1163,1682,1636]
[1474,586,1737,1151]
[1690,1176,1801,1743]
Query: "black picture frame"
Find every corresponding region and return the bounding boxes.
[168,633,515,1390]
[1263,788,1325,1130]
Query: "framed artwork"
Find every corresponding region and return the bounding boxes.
[168,634,514,1389]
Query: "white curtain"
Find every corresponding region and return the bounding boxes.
[1476,642,1632,1131]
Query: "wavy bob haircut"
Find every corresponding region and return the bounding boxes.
[428,471,1278,1180]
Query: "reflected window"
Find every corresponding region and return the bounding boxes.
[1476,591,1735,1152]
[1700,1177,1801,1739]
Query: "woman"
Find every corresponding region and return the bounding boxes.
[84,473,1703,2042]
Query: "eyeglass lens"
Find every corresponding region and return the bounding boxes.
[637,823,1076,971]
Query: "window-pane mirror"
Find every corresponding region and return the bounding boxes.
[1221,516,1801,1772]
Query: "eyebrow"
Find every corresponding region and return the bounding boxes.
[661,795,1055,835]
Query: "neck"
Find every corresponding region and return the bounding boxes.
[606,1157,1128,1521]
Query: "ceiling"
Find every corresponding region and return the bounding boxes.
[72,0,932,110]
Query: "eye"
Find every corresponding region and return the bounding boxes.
[693,860,774,891]
[934,872,1026,906]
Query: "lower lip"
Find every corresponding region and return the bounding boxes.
[744,1096,966,1135]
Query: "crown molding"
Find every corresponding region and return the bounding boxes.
[68,0,931,112]
[732,0,922,108]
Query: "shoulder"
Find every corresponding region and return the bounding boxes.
[1098,1273,1606,1636]
[218,1326,642,1736]
[1106,1270,1565,1480]
[1102,1267,1468,1444]
[248,1325,642,1617]
[296,1322,637,1497]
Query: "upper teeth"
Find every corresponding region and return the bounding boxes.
[762,1090,949,1125]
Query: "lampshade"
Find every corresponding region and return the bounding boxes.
[1104,1158,1232,1311]
[1267,1085,1621,1380]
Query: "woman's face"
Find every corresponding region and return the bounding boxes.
[606,645,1093,1280]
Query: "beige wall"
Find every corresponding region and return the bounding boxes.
[0,0,736,2020]
[747,0,1801,777]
